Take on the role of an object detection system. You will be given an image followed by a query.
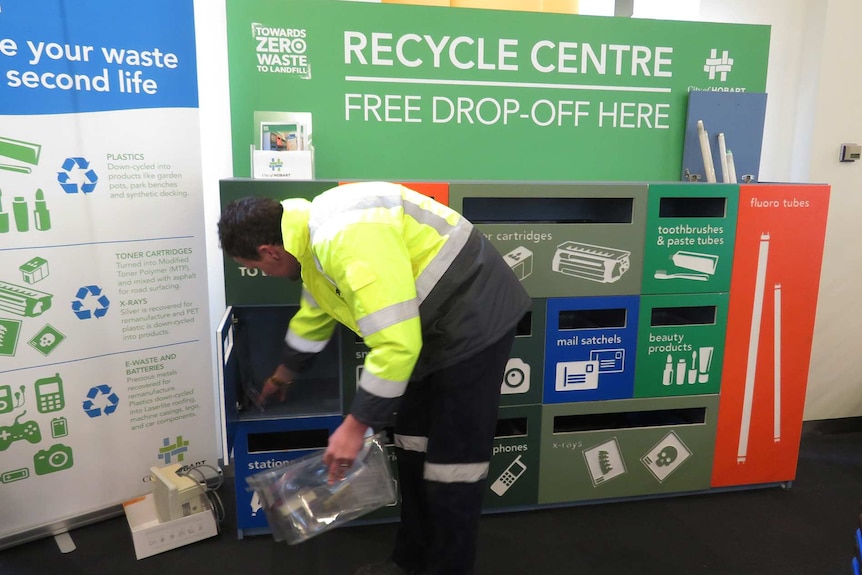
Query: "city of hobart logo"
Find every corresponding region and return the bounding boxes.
[703,48,733,82]
[252,22,310,79]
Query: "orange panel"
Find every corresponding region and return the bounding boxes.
[542,0,578,14]
[711,184,830,488]
[451,0,543,12]
[382,0,450,5]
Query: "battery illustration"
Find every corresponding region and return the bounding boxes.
[51,416,69,438]
[1,468,30,483]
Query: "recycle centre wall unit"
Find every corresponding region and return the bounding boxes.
[218,179,830,537]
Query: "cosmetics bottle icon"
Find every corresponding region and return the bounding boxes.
[13,196,28,232]
[697,347,714,383]
[0,189,8,233]
[687,351,698,384]
[33,189,51,231]
[662,354,673,386]
[675,357,686,385]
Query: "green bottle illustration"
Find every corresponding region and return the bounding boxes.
[0,189,8,233]
[12,196,28,232]
[33,189,51,231]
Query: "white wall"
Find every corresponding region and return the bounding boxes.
[694,0,862,420]
[193,0,232,454]
[698,0,810,183]
[798,0,862,419]
[193,0,862,422]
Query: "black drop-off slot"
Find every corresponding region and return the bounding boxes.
[247,428,330,453]
[559,308,626,330]
[659,197,726,218]
[553,407,707,433]
[651,305,717,327]
[463,197,633,224]
[495,417,529,438]
[516,311,532,337]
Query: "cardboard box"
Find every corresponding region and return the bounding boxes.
[123,493,217,559]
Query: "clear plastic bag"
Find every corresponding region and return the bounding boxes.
[245,431,397,544]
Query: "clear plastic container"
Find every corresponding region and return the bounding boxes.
[246,432,397,544]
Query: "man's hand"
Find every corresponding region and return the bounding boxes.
[258,364,296,405]
[323,415,369,484]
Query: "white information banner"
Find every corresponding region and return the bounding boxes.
[0,0,217,542]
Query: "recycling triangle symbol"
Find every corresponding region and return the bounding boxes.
[71,285,110,320]
[83,385,119,418]
[58,157,99,194]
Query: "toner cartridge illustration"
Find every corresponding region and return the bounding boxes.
[0,280,53,317]
[551,241,630,284]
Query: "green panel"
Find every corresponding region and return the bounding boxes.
[358,441,401,521]
[500,299,545,407]
[449,183,648,297]
[483,404,542,510]
[227,0,770,182]
[339,324,366,415]
[634,293,728,398]
[538,395,718,505]
[219,179,336,305]
[642,183,739,294]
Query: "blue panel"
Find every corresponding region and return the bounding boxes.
[219,310,240,456]
[543,296,640,403]
[0,0,198,114]
[233,416,343,531]
[681,91,768,183]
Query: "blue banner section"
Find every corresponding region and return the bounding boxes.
[0,0,198,114]
[544,295,640,403]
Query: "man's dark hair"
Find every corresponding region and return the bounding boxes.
[217,196,284,260]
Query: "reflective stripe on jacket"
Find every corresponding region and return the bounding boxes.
[280,182,531,428]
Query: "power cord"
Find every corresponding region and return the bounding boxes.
[179,464,226,529]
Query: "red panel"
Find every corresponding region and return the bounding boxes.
[337,181,449,206]
[397,182,449,206]
[711,184,830,487]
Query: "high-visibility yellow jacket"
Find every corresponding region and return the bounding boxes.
[280,182,530,428]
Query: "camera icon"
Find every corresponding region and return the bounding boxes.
[501,358,530,395]
[34,443,74,475]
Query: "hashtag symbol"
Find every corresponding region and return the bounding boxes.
[704,49,734,81]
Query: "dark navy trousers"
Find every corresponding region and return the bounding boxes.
[391,329,516,575]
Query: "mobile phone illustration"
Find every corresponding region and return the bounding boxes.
[35,374,64,414]
[491,455,526,496]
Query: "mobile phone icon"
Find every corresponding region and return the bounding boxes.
[491,455,527,496]
[35,373,64,414]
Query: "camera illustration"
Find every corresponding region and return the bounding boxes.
[501,358,530,395]
[34,443,74,475]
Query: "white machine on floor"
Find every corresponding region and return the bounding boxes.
[150,463,205,523]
